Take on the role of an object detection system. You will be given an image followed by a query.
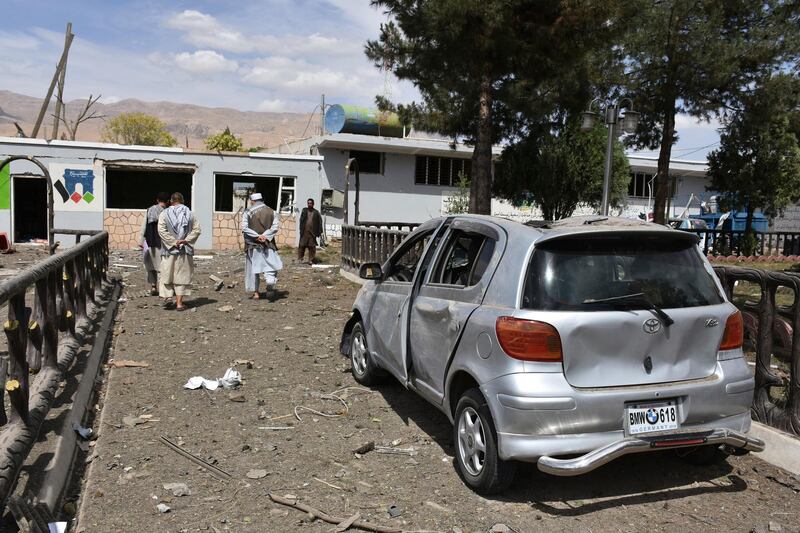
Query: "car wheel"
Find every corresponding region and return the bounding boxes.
[675,444,730,466]
[350,322,383,386]
[453,388,515,494]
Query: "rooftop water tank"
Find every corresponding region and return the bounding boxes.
[324,104,403,137]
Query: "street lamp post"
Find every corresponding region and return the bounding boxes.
[581,98,640,216]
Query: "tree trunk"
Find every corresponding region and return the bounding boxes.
[470,74,493,215]
[744,200,755,256]
[653,100,677,225]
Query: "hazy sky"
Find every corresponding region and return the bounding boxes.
[0,0,719,158]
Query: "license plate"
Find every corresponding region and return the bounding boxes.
[626,402,679,435]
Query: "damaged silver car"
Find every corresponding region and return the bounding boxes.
[341,215,764,493]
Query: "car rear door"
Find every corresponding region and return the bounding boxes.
[407,220,504,404]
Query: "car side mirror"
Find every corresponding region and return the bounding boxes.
[359,262,383,281]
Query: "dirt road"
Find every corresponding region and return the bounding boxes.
[72,248,799,533]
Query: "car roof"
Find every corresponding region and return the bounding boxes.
[441,214,680,240]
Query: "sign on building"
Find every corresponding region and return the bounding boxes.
[49,163,104,212]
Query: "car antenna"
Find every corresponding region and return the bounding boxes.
[583,217,608,225]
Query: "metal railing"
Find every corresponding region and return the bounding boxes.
[341,224,410,272]
[688,229,800,257]
[0,231,113,508]
[714,266,800,435]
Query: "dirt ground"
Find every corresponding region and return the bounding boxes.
[25,244,794,533]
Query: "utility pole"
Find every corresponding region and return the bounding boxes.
[32,22,74,138]
[51,23,73,140]
[320,94,326,136]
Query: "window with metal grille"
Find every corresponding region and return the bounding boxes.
[414,156,471,186]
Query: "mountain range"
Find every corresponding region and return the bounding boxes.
[0,90,315,150]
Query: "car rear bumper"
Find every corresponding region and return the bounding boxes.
[537,427,765,476]
[497,411,756,464]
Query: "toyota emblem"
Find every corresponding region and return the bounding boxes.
[643,318,662,334]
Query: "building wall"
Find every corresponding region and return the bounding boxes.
[317,147,460,229]
[212,212,297,250]
[0,138,322,249]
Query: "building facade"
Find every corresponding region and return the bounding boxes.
[0,137,322,249]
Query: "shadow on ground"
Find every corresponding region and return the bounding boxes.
[374,375,744,517]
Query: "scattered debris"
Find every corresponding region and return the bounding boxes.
[489,524,518,533]
[184,368,241,391]
[353,441,375,455]
[387,505,402,518]
[194,254,214,260]
[117,297,129,303]
[335,513,361,532]
[313,477,343,491]
[217,304,235,313]
[228,391,246,402]
[424,501,453,514]
[258,426,294,430]
[311,264,335,269]
[122,415,154,428]
[156,503,171,514]
[246,469,269,479]
[113,263,139,269]
[159,436,232,481]
[268,493,401,533]
[374,445,417,456]
[163,482,191,497]
[233,359,254,369]
[209,274,225,291]
[72,423,93,440]
[110,359,150,368]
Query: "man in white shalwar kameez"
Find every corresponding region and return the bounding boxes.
[158,192,202,311]
[241,192,283,300]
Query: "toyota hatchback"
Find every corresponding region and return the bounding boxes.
[341,215,764,493]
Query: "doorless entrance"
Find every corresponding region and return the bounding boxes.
[14,177,47,242]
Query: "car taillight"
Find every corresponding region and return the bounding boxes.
[719,310,744,351]
[495,317,562,362]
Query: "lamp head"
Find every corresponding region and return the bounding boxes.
[620,110,640,134]
[580,111,599,132]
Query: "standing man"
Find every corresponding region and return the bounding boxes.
[297,198,322,264]
[158,192,202,311]
[242,192,283,299]
[139,191,170,295]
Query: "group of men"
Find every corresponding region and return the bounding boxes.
[140,192,323,309]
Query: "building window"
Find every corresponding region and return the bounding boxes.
[214,174,281,212]
[628,172,652,198]
[106,168,193,209]
[415,156,471,187]
[349,150,383,174]
[279,177,295,213]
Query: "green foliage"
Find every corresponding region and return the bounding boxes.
[619,0,799,224]
[707,73,800,246]
[205,127,245,152]
[495,120,630,221]
[366,0,625,214]
[101,112,177,147]
[444,173,471,214]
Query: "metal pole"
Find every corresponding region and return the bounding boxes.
[601,106,617,216]
[320,94,325,136]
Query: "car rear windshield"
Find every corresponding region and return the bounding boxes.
[522,234,724,310]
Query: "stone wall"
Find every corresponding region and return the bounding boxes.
[212,212,297,250]
[104,209,145,250]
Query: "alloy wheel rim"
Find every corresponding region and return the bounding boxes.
[351,331,367,376]
[457,406,486,476]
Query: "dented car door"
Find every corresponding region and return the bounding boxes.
[407,220,504,404]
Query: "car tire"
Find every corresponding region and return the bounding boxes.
[453,388,515,494]
[675,444,730,466]
[349,322,383,386]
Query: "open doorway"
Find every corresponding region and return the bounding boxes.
[13,177,47,242]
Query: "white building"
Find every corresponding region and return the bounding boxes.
[0,137,322,249]
[277,133,713,232]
